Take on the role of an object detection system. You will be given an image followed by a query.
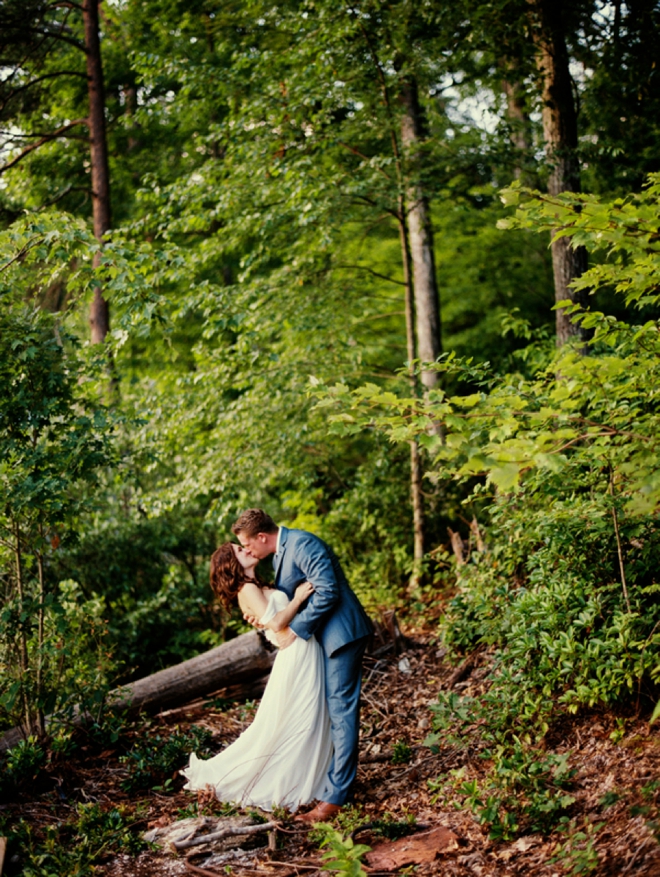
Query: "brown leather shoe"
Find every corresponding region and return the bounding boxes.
[295,801,342,824]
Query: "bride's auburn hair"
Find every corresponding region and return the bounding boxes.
[210,542,265,611]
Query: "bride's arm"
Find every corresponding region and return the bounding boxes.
[238,583,269,622]
[238,581,314,633]
[265,581,314,633]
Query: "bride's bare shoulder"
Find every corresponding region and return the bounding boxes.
[238,581,269,615]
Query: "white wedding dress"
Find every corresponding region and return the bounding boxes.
[181,590,333,811]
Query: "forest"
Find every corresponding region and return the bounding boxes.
[1,0,660,874]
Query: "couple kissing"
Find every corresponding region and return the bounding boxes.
[181,508,373,823]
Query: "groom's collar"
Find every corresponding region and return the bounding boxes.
[275,525,289,557]
[273,525,289,579]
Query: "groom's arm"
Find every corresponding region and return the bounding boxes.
[288,535,340,641]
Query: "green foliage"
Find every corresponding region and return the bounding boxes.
[318,176,660,722]
[120,724,213,792]
[3,803,147,877]
[0,299,119,732]
[324,176,660,839]
[391,740,413,765]
[316,825,371,877]
[0,736,47,797]
[1,0,659,760]
[427,690,577,837]
[430,744,575,840]
[425,691,480,751]
[368,812,418,840]
[57,509,220,678]
[549,819,603,876]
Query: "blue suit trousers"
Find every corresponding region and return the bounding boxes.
[321,635,369,805]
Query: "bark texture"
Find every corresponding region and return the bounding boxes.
[83,0,111,343]
[501,72,533,182]
[398,203,425,566]
[528,0,589,346]
[111,630,276,713]
[400,78,442,390]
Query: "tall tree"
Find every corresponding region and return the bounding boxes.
[0,0,113,342]
[84,0,111,343]
[527,0,589,345]
[399,76,442,394]
[500,67,534,183]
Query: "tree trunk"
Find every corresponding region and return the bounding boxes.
[398,199,425,575]
[360,38,429,574]
[11,518,32,733]
[0,630,276,751]
[83,0,111,344]
[400,78,442,390]
[111,631,276,713]
[527,0,589,346]
[500,72,533,183]
[35,529,46,737]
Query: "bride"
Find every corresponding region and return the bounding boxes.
[181,542,333,812]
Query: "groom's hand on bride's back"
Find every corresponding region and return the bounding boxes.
[274,628,297,650]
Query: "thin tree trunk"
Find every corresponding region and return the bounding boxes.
[400,77,442,391]
[353,25,428,569]
[83,0,111,344]
[527,0,588,347]
[12,518,32,733]
[35,524,46,736]
[123,84,139,153]
[500,71,533,183]
[397,198,425,572]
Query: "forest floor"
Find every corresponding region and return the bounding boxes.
[3,616,660,877]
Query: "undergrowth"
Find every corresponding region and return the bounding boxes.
[120,724,214,792]
[1,802,148,877]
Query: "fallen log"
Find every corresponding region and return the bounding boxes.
[1,611,396,752]
[0,630,276,751]
[113,630,276,714]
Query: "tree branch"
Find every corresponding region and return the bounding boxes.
[1,127,87,140]
[0,119,88,175]
[337,263,406,286]
[337,140,393,181]
[173,821,280,851]
[39,183,91,209]
[1,71,88,114]
[47,1,84,9]
[30,26,85,52]
[0,237,44,274]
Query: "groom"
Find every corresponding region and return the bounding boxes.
[232,508,373,822]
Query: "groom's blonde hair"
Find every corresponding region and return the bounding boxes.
[232,508,278,537]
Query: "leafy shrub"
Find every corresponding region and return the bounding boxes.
[391,740,412,764]
[319,175,660,838]
[0,579,117,735]
[315,825,371,877]
[549,819,603,876]
[317,174,660,725]
[0,736,47,798]
[55,508,220,680]
[369,812,418,840]
[3,803,147,877]
[0,304,118,735]
[120,724,213,792]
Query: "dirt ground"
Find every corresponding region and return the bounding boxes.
[4,620,660,876]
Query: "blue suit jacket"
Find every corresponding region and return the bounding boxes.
[273,526,373,657]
